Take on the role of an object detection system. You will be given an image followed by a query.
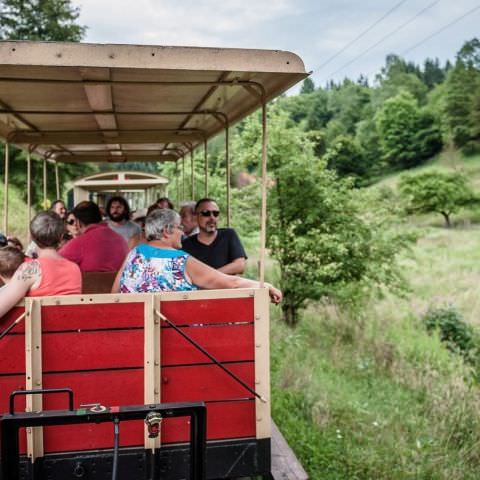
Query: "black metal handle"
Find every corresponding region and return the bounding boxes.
[9,388,74,414]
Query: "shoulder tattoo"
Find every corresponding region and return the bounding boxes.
[16,261,40,282]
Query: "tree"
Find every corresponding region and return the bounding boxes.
[323,134,367,179]
[399,171,476,227]
[376,91,442,169]
[300,77,315,94]
[235,109,412,325]
[0,0,86,41]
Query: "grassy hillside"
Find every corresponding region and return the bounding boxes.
[271,151,480,479]
[0,184,32,244]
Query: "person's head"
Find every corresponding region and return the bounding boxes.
[156,197,174,210]
[72,201,102,229]
[0,246,25,282]
[106,196,131,223]
[7,236,23,252]
[50,200,66,219]
[0,233,7,248]
[30,211,65,249]
[195,198,220,234]
[179,201,198,235]
[65,211,80,238]
[145,208,184,248]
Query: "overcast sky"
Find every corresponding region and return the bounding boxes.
[76,0,480,90]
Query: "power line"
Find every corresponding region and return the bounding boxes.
[324,0,441,79]
[316,0,409,71]
[401,4,480,55]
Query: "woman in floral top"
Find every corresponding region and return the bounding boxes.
[112,209,282,304]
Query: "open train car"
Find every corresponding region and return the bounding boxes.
[0,41,308,479]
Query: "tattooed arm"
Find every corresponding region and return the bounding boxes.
[0,261,40,318]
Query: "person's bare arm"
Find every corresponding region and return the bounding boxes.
[217,257,246,275]
[186,257,282,304]
[111,256,130,293]
[0,262,39,318]
[128,233,142,250]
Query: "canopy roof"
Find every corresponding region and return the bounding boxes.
[72,170,169,192]
[0,41,307,164]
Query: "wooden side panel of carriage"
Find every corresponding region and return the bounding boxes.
[0,289,270,463]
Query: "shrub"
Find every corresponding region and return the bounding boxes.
[422,306,477,360]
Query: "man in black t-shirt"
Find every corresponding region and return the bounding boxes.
[181,198,247,274]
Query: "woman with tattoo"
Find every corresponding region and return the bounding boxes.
[0,211,82,318]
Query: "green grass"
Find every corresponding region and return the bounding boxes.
[270,150,480,479]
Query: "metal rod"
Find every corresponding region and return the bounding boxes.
[3,142,9,234]
[204,140,208,197]
[54,162,60,199]
[225,122,230,227]
[190,150,195,200]
[259,100,268,286]
[0,312,26,341]
[43,158,47,208]
[182,157,185,202]
[175,162,180,207]
[27,150,31,237]
[155,310,266,403]
[0,109,228,118]
[112,417,120,480]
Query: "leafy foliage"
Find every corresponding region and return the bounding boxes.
[399,170,476,227]
[0,0,87,41]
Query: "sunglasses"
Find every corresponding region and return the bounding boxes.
[199,210,220,218]
[66,219,76,225]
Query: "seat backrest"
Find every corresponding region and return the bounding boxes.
[81,271,117,294]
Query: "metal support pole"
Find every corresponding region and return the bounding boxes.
[190,149,195,200]
[259,101,268,286]
[3,142,9,234]
[27,150,32,237]
[176,161,180,207]
[182,156,186,202]
[204,140,208,197]
[43,158,47,209]
[54,162,60,199]
[225,122,230,227]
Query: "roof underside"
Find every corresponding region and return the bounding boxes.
[0,41,307,164]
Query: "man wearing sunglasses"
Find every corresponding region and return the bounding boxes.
[181,198,247,275]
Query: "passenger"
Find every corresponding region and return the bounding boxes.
[111,209,282,304]
[65,211,80,240]
[0,211,82,317]
[155,197,174,210]
[7,237,24,252]
[0,233,8,248]
[0,246,25,288]
[106,196,142,248]
[50,199,67,220]
[179,201,199,237]
[182,198,247,274]
[59,201,128,272]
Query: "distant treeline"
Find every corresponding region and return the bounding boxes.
[275,38,480,183]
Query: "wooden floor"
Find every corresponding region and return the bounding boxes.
[270,420,308,480]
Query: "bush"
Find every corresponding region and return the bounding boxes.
[422,305,477,360]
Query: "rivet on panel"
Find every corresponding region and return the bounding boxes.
[182,294,188,300]
[255,344,261,348]
[154,389,159,395]
[249,292,255,297]
[114,298,120,303]
[55,300,60,305]
[154,361,159,366]
[255,314,260,320]
[256,417,263,422]
[255,380,261,385]
[36,380,41,386]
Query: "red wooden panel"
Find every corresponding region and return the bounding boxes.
[161,363,254,402]
[42,330,143,372]
[0,375,27,454]
[161,324,254,366]
[160,298,254,326]
[44,422,143,453]
[41,303,145,331]
[162,400,256,443]
[0,335,25,374]
[0,306,26,333]
[42,370,144,452]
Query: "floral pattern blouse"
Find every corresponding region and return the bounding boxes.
[119,244,197,293]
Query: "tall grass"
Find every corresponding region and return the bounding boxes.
[270,219,480,479]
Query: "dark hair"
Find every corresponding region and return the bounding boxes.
[0,246,25,279]
[0,233,7,248]
[30,211,65,249]
[156,197,174,210]
[106,196,131,221]
[50,199,65,210]
[195,198,217,213]
[72,201,102,226]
